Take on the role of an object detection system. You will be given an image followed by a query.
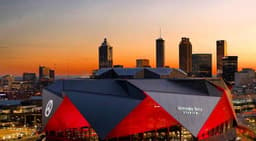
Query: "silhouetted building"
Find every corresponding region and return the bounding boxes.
[23,73,36,82]
[156,37,165,68]
[179,37,192,74]
[49,69,55,81]
[39,66,55,87]
[136,59,150,68]
[216,40,227,76]
[192,54,212,77]
[113,65,123,68]
[39,66,50,80]
[222,56,238,83]
[99,38,113,69]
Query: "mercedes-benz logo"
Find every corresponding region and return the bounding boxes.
[45,100,53,117]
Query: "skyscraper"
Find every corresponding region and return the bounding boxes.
[39,66,55,88]
[99,38,113,69]
[39,66,50,80]
[179,37,192,74]
[49,69,55,81]
[192,54,212,77]
[156,37,165,68]
[216,40,227,76]
[222,56,238,82]
[39,66,55,81]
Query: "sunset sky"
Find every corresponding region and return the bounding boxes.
[1,0,256,75]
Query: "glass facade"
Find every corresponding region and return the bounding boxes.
[192,54,212,77]
[222,56,238,82]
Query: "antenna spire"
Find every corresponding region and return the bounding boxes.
[160,27,162,38]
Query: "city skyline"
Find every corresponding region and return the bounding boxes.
[1,0,256,75]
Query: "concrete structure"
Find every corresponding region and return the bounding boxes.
[216,40,227,76]
[179,37,192,75]
[99,38,113,69]
[222,56,238,83]
[136,59,150,68]
[192,54,212,77]
[43,79,237,140]
[93,68,187,79]
[156,37,165,68]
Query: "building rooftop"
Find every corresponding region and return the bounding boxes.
[0,100,22,106]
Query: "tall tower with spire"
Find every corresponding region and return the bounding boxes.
[99,38,113,69]
[156,30,165,68]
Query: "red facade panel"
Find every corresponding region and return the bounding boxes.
[107,96,179,138]
[45,96,90,131]
[197,91,235,139]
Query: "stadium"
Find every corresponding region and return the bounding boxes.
[42,79,237,140]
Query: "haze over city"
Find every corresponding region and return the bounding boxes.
[1,0,256,75]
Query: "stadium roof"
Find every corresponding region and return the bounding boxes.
[43,78,236,140]
[94,68,187,77]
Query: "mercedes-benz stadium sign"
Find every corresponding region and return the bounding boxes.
[45,99,53,117]
[177,106,203,115]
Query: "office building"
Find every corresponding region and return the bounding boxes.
[136,59,150,68]
[179,37,192,74]
[216,40,227,76]
[39,66,55,83]
[222,56,238,82]
[99,38,113,69]
[39,66,50,80]
[49,70,55,81]
[156,37,165,68]
[192,54,212,77]
[23,73,36,82]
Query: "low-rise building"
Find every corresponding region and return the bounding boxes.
[235,68,255,86]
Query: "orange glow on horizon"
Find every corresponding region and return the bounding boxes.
[1,1,256,76]
[0,38,251,76]
[0,53,249,76]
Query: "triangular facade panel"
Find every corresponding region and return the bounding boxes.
[107,96,179,138]
[197,92,235,138]
[45,96,90,131]
[65,91,142,139]
[146,91,220,136]
[42,89,63,128]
